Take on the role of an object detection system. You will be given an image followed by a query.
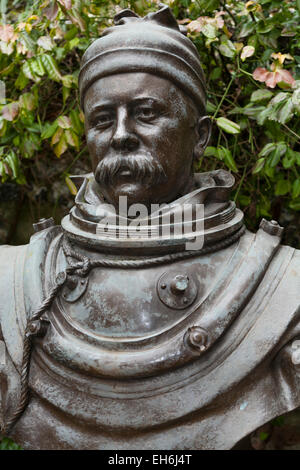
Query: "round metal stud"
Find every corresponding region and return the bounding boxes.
[184,326,210,353]
[259,218,283,237]
[62,276,89,303]
[157,271,198,310]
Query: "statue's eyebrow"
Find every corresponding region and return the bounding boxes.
[87,103,115,124]
[129,97,163,106]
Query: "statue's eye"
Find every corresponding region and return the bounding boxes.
[135,107,157,122]
[95,113,113,129]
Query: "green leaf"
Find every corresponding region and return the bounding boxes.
[238,195,251,206]
[194,0,220,13]
[22,61,38,81]
[54,133,67,157]
[204,146,218,157]
[282,148,296,169]
[31,57,46,77]
[64,25,78,40]
[202,24,217,39]
[70,109,84,135]
[252,157,265,174]
[19,92,37,111]
[219,40,236,58]
[61,74,75,88]
[40,54,62,81]
[223,148,238,172]
[210,67,222,80]
[65,175,78,195]
[292,88,300,112]
[65,129,79,149]
[292,179,300,199]
[41,120,58,139]
[275,179,290,196]
[250,89,273,103]
[68,37,80,49]
[37,36,54,51]
[15,70,29,90]
[58,115,71,129]
[216,117,240,134]
[289,200,300,211]
[5,150,19,179]
[295,152,300,166]
[268,143,286,167]
[277,98,294,124]
[259,142,276,157]
[206,101,217,113]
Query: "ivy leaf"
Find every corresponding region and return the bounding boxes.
[37,36,54,51]
[250,89,273,102]
[289,201,300,210]
[70,109,84,135]
[295,152,300,166]
[15,70,29,90]
[54,133,67,157]
[41,120,58,139]
[22,61,39,81]
[219,40,236,58]
[277,98,294,124]
[204,146,218,157]
[40,54,62,81]
[30,58,45,77]
[282,148,296,169]
[19,92,37,111]
[65,129,79,149]
[292,179,300,199]
[2,102,19,121]
[57,115,71,129]
[216,117,240,134]
[275,179,290,196]
[268,143,286,167]
[202,24,217,39]
[65,175,78,196]
[252,157,265,174]
[5,151,19,178]
[51,127,63,145]
[259,142,277,157]
[222,148,238,172]
[292,88,300,112]
[61,74,75,88]
[241,45,255,61]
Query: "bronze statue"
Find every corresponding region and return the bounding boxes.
[0,5,299,450]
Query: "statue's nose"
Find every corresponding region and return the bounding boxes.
[111,108,139,151]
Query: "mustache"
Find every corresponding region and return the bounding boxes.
[95,154,167,187]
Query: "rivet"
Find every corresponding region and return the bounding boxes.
[161,283,166,289]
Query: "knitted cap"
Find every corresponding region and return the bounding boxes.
[79,5,206,112]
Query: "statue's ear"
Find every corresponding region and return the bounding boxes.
[193,116,212,161]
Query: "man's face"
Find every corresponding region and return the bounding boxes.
[84,72,199,209]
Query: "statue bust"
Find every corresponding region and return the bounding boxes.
[0,5,299,450]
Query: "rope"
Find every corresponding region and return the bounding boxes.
[0,224,245,437]
[63,225,246,273]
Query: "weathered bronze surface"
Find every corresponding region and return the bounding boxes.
[0,6,300,450]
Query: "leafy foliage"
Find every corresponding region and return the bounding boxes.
[0,437,22,449]
[0,0,300,239]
